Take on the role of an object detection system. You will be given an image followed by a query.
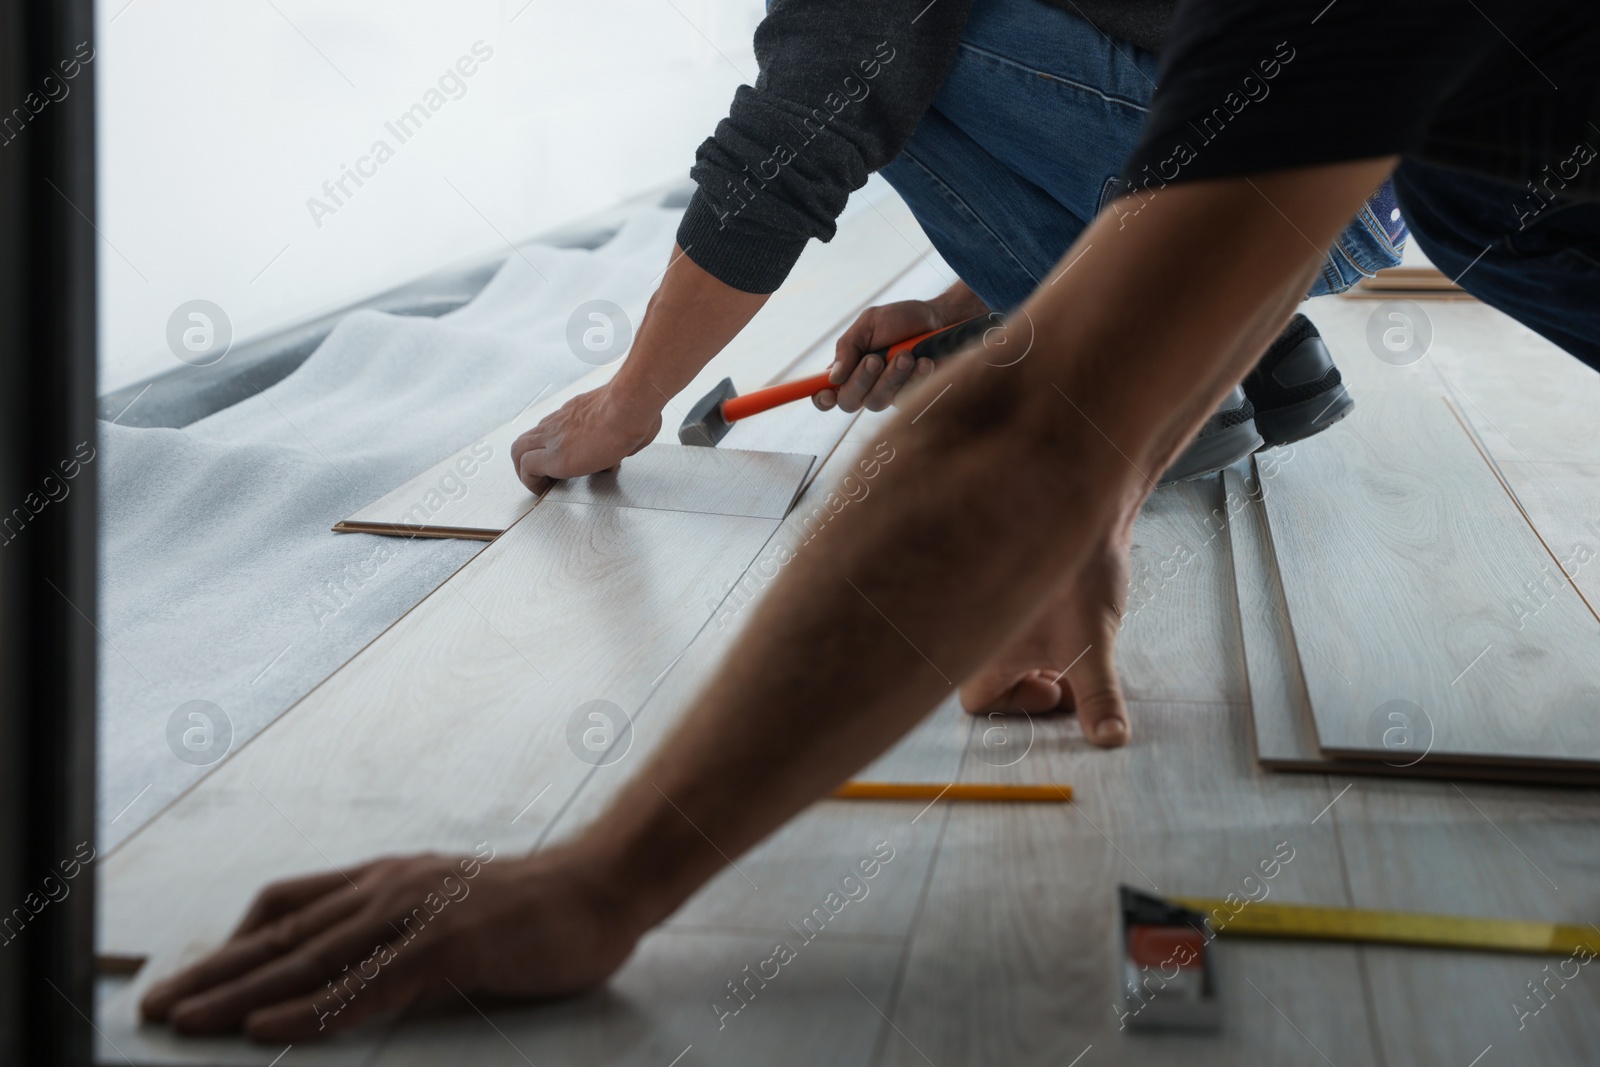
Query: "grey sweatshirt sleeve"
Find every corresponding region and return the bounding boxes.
[676,0,974,293]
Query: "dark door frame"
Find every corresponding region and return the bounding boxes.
[0,0,99,1063]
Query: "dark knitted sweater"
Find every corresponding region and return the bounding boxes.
[676,1,1175,294]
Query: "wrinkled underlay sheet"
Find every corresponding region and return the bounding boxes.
[98,205,683,849]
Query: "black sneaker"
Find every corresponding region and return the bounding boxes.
[1242,314,1354,447]
[1158,386,1263,485]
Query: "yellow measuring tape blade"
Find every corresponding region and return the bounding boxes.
[1170,898,1600,957]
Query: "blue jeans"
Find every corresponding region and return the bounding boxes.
[879,0,1407,311]
[1393,159,1600,371]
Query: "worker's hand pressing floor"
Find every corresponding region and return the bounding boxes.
[139,845,642,1042]
[957,518,1134,747]
[511,382,661,493]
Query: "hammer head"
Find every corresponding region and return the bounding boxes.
[678,377,738,447]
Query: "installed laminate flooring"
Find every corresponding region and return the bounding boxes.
[1331,780,1600,1064]
[886,699,1377,1067]
[97,297,1600,1065]
[98,456,813,967]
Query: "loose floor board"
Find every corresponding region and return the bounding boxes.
[541,443,815,519]
[1226,463,1600,785]
[337,195,935,540]
[1260,360,1600,769]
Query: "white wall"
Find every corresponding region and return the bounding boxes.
[95,0,764,391]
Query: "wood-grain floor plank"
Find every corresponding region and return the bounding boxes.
[541,444,815,518]
[887,700,1376,1066]
[99,501,786,962]
[540,419,968,942]
[368,928,903,1067]
[1231,461,1600,785]
[1119,476,1251,706]
[1330,782,1600,1065]
[1262,363,1600,767]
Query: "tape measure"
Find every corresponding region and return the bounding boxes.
[1171,897,1600,957]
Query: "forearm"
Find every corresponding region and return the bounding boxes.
[580,161,1396,928]
[606,244,770,426]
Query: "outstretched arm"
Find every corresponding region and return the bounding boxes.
[142,157,1395,1041]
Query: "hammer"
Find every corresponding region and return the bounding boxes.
[678,313,1002,447]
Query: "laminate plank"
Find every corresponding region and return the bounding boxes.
[1347,265,1469,299]
[334,371,613,538]
[98,501,786,961]
[1330,784,1600,1065]
[362,415,940,1064]
[542,444,815,519]
[540,426,970,941]
[1497,461,1600,616]
[1261,361,1600,767]
[338,195,933,539]
[1316,295,1600,466]
[1225,462,1319,770]
[367,928,902,1067]
[1119,475,1250,705]
[886,700,1379,1066]
[1435,310,1600,467]
[95,966,377,1066]
[1227,463,1600,785]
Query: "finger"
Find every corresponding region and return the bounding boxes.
[516,448,557,494]
[1063,645,1129,747]
[959,669,1064,716]
[509,427,549,471]
[834,354,884,413]
[242,948,432,1043]
[142,883,369,1023]
[832,311,882,383]
[228,868,367,940]
[812,388,839,412]
[891,357,939,411]
[860,351,917,412]
[167,898,413,1035]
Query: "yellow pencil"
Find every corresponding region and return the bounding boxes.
[832,781,1073,802]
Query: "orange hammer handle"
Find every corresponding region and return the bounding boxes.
[721,370,835,422]
[719,326,947,424]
